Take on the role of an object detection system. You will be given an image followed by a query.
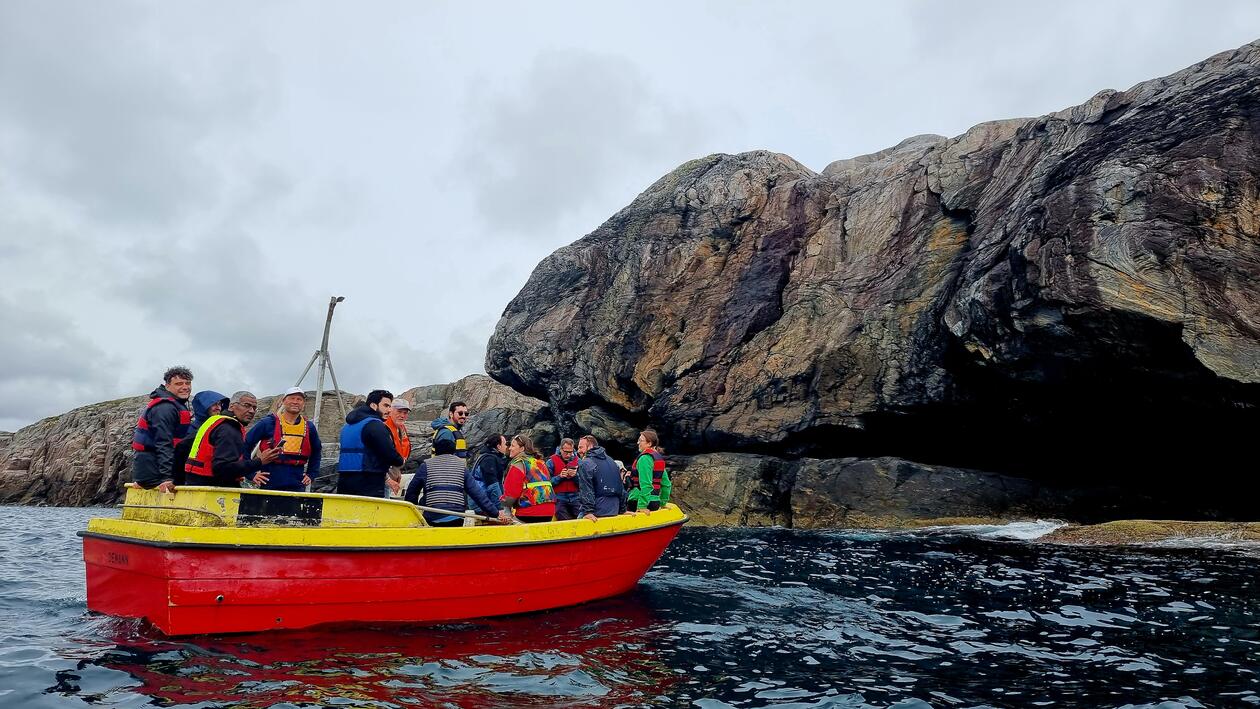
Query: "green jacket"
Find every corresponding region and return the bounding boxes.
[628,449,672,506]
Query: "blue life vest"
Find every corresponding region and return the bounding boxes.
[338,418,378,473]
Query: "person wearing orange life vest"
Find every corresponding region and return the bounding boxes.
[184,391,281,488]
[627,429,672,513]
[243,387,322,492]
[132,366,196,493]
[171,390,229,485]
[501,433,555,523]
[383,398,413,497]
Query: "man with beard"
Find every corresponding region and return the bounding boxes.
[577,435,625,521]
[337,389,405,497]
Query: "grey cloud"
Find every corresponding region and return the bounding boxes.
[0,1,271,226]
[106,229,391,397]
[453,49,705,234]
[0,295,122,430]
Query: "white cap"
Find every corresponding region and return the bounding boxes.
[393,398,412,411]
[282,387,306,398]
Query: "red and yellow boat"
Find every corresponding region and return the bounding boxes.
[80,486,687,636]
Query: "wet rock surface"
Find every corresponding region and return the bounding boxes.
[488,41,1260,521]
[668,453,1084,529]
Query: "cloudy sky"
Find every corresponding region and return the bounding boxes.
[1,1,1257,431]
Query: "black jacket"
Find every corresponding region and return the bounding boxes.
[472,449,508,488]
[209,416,263,484]
[342,404,404,473]
[131,385,190,488]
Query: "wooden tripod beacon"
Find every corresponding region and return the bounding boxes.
[294,296,349,427]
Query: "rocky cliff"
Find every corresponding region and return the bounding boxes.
[488,41,1260,522]
[0,375,549,506]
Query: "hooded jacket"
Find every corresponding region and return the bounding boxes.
[339,403,404,474]
[171,390,228,484]
[578,446,626,518]
[429,416,467,457]
[187,413,261,486]
[131,385,191,488]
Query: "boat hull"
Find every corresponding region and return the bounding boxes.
[83,520,682,636]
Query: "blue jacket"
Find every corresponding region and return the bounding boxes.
[190,390,229,426]
[244,413,323,490]
[578,446,626,518]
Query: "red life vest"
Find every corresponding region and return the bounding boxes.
[548,452,580,494]
[636,449,667,498]
[512,455,555,509]
[131,393,192,452]
[259,414,313,466]
[184,415,243,478]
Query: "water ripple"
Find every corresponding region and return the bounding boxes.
[3,508,1259,706]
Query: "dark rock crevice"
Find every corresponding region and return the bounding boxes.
[488,40,1260,524]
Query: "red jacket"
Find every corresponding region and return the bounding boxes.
[503,456,555,519]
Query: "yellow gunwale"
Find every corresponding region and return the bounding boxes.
[82,486,687,551]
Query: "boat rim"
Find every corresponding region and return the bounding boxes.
[78,515,688,552]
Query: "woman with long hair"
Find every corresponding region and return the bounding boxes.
[501,433,556,523]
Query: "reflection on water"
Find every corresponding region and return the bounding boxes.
[3,507,1259,708]
[72,595,671,707]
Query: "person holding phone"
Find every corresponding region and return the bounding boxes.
[244,387,322,492]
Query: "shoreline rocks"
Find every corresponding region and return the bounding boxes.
[1040,520,1260,546]
[0,375,550,507]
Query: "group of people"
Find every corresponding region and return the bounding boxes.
[130,367,673,526]
[132,367,323,494]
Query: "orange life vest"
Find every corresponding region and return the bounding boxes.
[386,418,411,459]
[260,413,313,466]
[184,415,243,478]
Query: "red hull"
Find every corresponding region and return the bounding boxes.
[83,523,682,636]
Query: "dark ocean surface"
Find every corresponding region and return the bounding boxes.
[2,507,1258,708]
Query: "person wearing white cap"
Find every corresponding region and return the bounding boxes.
[243,386,323,492]
[384,398,413,497]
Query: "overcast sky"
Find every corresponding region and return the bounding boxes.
[1,1,1257,431]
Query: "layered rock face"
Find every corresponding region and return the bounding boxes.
[0,376,549,506]
[398,374,554,455]
[488,42,1260,521]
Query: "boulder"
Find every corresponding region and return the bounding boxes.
[487,41,1260,520]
